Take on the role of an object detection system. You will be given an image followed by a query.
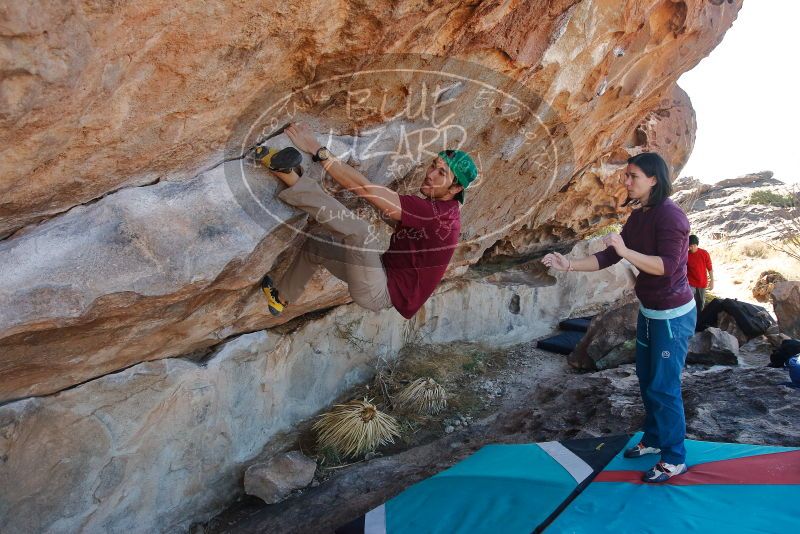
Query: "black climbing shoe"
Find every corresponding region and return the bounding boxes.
[260,274,287,316]
[252,146,303,176]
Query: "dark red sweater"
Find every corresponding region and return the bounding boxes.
[595,198,693,310]
[382,195,460,319]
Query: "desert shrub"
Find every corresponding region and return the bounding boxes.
[769,232,800,262]
[748,190,795,208]
[741,241,770,258]
[313,399,400,459]
[587,223,622,239]
[768,206,800,262]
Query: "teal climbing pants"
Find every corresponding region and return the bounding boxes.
[635,301,697,465]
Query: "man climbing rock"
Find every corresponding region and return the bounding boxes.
[687,234,713,311]
[259,122,477,320]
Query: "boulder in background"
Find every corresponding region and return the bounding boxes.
[688,327,740,366]
[568,301,639,370]
[771,281,800,338]
[752,270,786,302]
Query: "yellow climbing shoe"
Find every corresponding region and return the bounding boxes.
[253,146,279,168]
[260,274,287,316]
[252,146,303,175]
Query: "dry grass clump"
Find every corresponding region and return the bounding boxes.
[312,399,400,459]
[712,240,773,264]
[395,378,448,415]
[310,344,505,466]
[741,241,770,259]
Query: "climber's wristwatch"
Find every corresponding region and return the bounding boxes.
[312,146,331,162]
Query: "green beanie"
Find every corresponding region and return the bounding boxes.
[439,150,478,204]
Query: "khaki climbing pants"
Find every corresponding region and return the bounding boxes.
[275,176,393,313]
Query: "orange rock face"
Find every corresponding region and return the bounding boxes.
[0,0,742,402]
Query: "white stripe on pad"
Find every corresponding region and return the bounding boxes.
[538,441,593,484]
[364,503,387,534]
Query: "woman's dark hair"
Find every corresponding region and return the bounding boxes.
[626,152,673,207]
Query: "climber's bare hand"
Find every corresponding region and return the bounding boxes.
[285,122,322,155]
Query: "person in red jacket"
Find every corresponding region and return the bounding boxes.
[687,234,713,311]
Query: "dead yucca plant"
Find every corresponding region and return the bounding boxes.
[313,399,400,458]
[395,378,447,415]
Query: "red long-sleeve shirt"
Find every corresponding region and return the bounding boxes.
[687,248,713,288]
[382,195,460,319]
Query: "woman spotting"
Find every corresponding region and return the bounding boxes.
[542,152,696,483]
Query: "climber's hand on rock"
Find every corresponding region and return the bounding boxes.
[542,252,569,271]
[602,232,627,256]
[285,122,322,154]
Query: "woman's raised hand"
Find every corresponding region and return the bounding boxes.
[602,232,628,256]
[542,252,570,271]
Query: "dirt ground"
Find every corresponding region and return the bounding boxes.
[200,332,799,534]
[201,341,574,534]
[705,238,800,313]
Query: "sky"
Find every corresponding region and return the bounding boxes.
[678,0,800,184]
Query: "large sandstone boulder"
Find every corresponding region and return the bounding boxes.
[1,0,740,238]
[568,301,639,370]
[0,0,741,404]
[771,281,800,338]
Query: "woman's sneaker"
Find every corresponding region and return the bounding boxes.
[624,442,661,458]
[642,461,687,483]
[260,275,287,316]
